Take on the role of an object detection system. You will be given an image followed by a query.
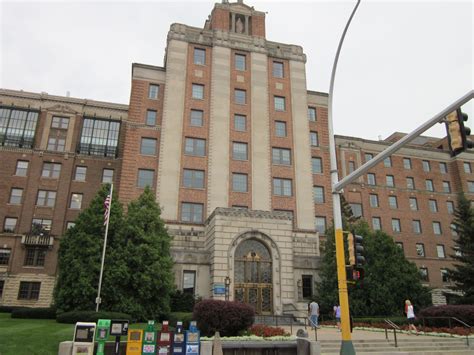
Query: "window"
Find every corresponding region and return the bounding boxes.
[365,153,373,162]
[235,54,246,71]
[234,114,246,132]
[419,268,429,281]
[146,110,157,126]
[464,162,472,174]
[422,160,430,172]
[437,245,446,258]
[315,217,326,235]
[232,173,248,192]
[78,118,120,157]
[396,242,404,250]
[433,222,442,235]
[193,48,206,65]
[36,190,56,207]
[429,199,438,212]
[392,219,401,233]
[31,218,52,232]
[24,247,47,267]
[272,148,291,165]
[372,217,381,230]
[74,166,87,181]
[9,188,23,204]
[0,280,3,298]
[51,116,69,129]
[447,201,455,214]
[383,157,392,167]
[409,197,418,211]
[0,107,39,148]
[182,169,204,189]
[416,243,425,257]
[138,169,154,188]
[4,217,17,233]
[140,138,157,155]
[232,205,248,209]
[47,137,65,152]
[232,142,248,160]
[451,223,458,236]
[185,137,206,156]
[308,107,316,121]
[403,158,412,170]
[70,193,83,209]
[309,131,318,146]
[468,181,474,193]
[441,269,449,282]
[18,281,41,300]
[312,157,322,174]
[443,181,451,193]
[274,96,285,111]
[388,196,398,208]
[313,186,324,204]
[348,161,356,173]
[66,222,76,229]
[181,202,203,223]
[302,275,313,299]
[406,177,415,190]
[350,203,363,218]
[367,173,376,186]
[183,271,196,296]
[0,248,11,265]
[412,220,422,234]
[439,162,447,174]
[272,61,284,78]
[15,161,29,176]
[425,179,434,191]
[273,178,292,196]
[189,110,204,127]
[234,89,246,105]
[369,194,379,208]
[102,169,114,184]
[41,163,61,178]
[275,121,287,137]
[386,175,395,187]
[192,84,204,99]
[148,84,159,99]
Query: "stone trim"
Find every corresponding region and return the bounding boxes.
[206,207,293,222]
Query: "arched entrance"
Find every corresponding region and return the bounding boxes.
[234,239,273,314]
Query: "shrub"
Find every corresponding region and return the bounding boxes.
[56,310,132,324]
[0,306,23,313]
[11,307,56,319]
[193,300,254,337]
[418,305,474,327]
[249,324,289,337]
[170,290,196,312]
[168,312,193,330]
[353,317,407,326]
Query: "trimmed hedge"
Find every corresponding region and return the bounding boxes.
[353,317,407,326]
[193,300,254,337]
[168,312,193,330]
[0,306,23,313]
[170,290,196,312]
[11,307,56,319]
[418,305,474,327]
[56,310,132,324]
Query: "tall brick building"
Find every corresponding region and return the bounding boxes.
[1,0,472,313]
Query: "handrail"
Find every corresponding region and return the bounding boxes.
[418,316,471,347]
[384,319,400,347]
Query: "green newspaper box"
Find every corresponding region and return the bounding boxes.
[142,320,158,354]
[95,319,111,355]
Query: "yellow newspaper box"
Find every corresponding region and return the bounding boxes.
[126,329,143,355]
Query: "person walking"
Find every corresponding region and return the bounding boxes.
[308,300,320,329]
[333,304,341,331]
[405,300,418,333]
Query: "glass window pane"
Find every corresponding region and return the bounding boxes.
[190,110,203,127]
[232,173,248,192]
[274,96,285,111]
[234,115,246,131]
[233,142,248,160]
[235,89,246,104]
[192,84,204,99]
[148,85,159,99]
[235,54,246,71]
[138,169,154,188]
[308,107,316,121]
[276,121,287,137]
[312,157,322,174]
[141,138,157,155]
[273,61,284,78]
[193,48,206,65]
[146,110,157,126]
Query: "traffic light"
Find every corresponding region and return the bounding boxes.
[346,265,365,281]
[445,109,473,156]
[347,233,365,267]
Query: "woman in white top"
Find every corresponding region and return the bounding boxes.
[405,299,418,333]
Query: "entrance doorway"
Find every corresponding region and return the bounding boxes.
[234,239,273,314]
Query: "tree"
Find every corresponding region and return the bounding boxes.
[317,220,431,317]
[447,193,474,304]
[54,184,126,312]
[116,186,174,320]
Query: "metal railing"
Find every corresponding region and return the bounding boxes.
[418,316,472,347]
[384,319,400,347]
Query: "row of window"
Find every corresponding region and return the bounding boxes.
[0,247,48,267]
[2,217,77,235]
[419,267,450,283]
[367,194,455,213]
[8,188,84,209]
[414,243,450,259]
[13,160,114,183]
[371,216,452,236]
[366,173,459,193]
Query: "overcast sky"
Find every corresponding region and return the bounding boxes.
[1,0,472,140]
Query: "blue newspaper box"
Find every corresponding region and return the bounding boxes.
[185,321,200,355]
[172,321,185,354]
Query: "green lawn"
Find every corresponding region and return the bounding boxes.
[0,313,156,355]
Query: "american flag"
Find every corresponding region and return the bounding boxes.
[103,194,111,226]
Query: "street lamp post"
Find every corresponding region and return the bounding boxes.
[225,276,231,301]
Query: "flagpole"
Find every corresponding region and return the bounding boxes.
[96,183,113,312]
